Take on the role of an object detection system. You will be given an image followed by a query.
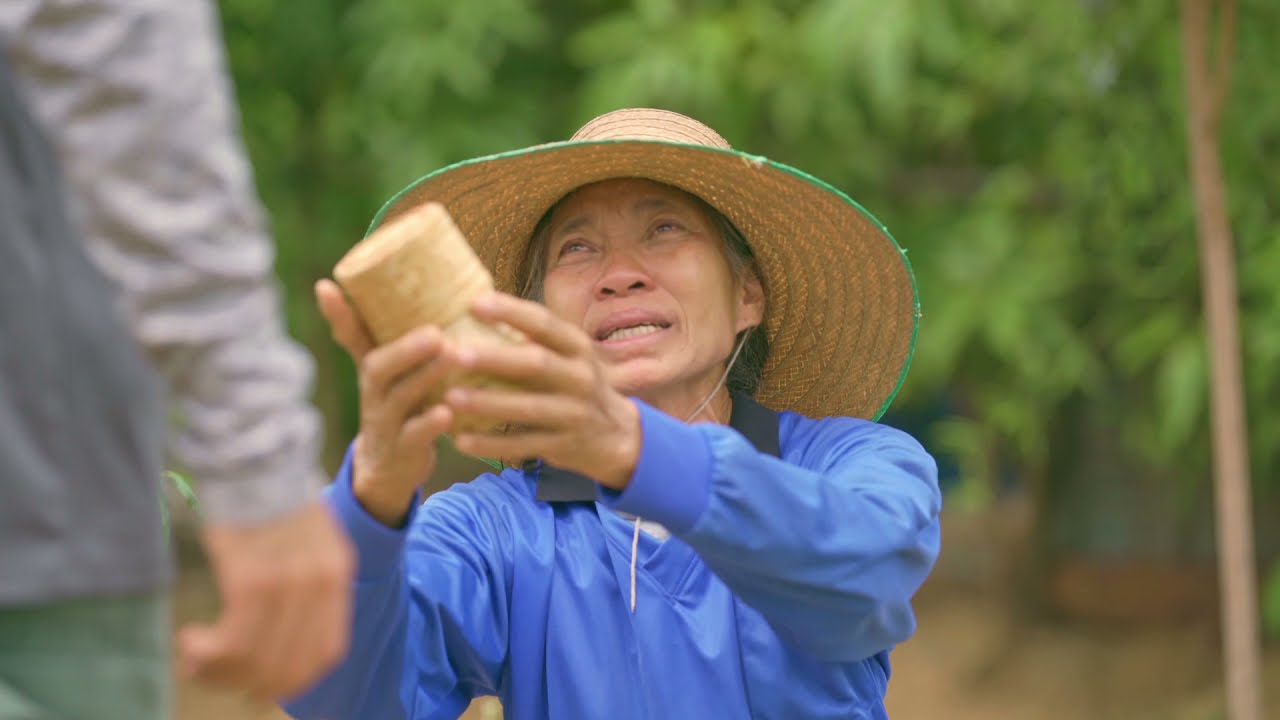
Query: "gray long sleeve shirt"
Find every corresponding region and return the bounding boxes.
[1,0,325,603]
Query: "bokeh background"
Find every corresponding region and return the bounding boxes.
[171,0,1280,718]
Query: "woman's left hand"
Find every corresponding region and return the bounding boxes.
[445,292,641,491]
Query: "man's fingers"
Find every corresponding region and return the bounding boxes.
[182,502,356,701]
[175,624,216,679]
[244,582,312,701]
[250,509,355,700]
[316,279,376,361]
[177,555,281,688]
[179,603,313,701]
[176,623,257,690]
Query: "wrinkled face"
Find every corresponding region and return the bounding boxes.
[540,178,764,400]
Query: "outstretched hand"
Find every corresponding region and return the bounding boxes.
[315,278,457,526]
[443,292,641,491]
[178,500,355,703]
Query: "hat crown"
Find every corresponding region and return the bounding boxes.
[571,108,732,150]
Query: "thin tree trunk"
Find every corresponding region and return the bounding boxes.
[1178,1,1262,719]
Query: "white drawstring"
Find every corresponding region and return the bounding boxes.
[628,330,752,614]
[630,515,642,612]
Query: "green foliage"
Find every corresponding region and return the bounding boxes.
[216,0,1279,534]
[1266,560,1280,638]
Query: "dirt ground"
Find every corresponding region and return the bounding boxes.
[171,516,1280,720]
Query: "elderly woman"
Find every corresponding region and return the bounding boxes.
[285,109,941,720]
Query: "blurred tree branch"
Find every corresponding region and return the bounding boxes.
[1178,1,1262,720]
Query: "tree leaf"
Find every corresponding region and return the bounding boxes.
[1155,334,1207,455]
[167,471,201,514]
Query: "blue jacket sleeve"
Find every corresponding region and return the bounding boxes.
[282,449,511,720]
[598,400,941,663]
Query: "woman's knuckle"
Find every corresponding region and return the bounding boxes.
[358,364,381,392]
[515,347,538,375]
[571,363,593,388]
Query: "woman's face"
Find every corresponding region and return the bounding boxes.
[539,178,764,402]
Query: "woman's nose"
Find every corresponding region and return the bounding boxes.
[595,251,651,297]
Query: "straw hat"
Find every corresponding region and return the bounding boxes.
[366,108,919,421]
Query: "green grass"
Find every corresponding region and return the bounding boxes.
[161,471,201,531]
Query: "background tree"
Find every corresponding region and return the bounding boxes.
[217,0,1280,631]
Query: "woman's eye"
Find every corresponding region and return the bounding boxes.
[558,240,589,257]
[654,221,683,234]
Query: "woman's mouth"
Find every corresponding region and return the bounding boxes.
[598,322,672,344]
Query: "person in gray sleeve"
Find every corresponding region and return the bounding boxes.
[0,2,355,717]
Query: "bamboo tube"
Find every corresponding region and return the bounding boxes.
[333,202,524,432]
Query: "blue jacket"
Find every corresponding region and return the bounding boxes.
[284,396,941,719]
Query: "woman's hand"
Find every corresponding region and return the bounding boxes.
[316,279,458,526]
[444,293,641,491]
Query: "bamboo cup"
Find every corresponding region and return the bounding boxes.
[333,202,525,433]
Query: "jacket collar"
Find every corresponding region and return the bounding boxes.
[533,393,781,503]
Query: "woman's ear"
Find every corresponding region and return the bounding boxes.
[736,268,765,333]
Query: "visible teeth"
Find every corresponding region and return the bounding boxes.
[605,323,664,341]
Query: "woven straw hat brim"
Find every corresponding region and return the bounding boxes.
[367,139,919,421]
